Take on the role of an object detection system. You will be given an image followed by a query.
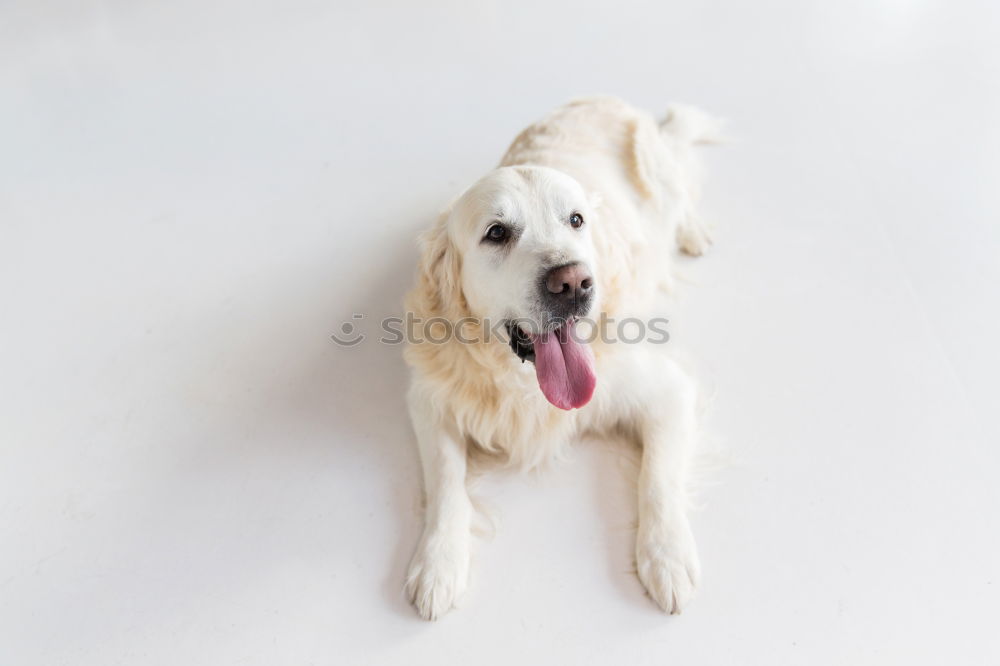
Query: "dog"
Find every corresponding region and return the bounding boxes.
[403,96,718,619]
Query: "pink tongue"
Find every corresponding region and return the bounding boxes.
[531,321,597,410]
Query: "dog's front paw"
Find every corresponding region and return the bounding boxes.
[635,514,701,614]
[405,532,470,620]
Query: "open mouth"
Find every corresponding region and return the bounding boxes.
[505,321,536,363]
[504,318,596,410]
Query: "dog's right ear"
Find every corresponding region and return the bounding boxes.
[409,212,467,319]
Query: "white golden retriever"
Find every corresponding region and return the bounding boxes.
[403,96,718,619]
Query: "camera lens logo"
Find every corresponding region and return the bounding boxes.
[330,314,366,346]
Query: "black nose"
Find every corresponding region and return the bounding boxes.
[543,263,594,303]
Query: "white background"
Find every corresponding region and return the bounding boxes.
[2,1,999,664]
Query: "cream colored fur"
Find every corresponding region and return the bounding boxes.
[403,96,718,619]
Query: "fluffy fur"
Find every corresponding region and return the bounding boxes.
[403,96,718,619]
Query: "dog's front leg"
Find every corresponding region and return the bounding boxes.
[635,358,701,614]
[404,386,472,620]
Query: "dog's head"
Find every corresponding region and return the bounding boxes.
[416,165,599,410]
[452,166,599,329]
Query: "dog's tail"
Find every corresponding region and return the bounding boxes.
[658,104,725,146]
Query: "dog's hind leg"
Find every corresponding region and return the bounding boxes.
[659,105,723,257]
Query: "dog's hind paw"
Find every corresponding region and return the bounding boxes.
[635,516,701,614]
[677,217,713,257]
[405,534,470,620]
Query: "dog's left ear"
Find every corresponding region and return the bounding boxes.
[627,119,667,209]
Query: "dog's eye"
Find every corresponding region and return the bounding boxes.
[484,223,509,243]
[569,213,584,229]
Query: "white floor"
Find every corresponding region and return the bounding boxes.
[3,1,1000,664]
